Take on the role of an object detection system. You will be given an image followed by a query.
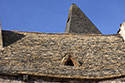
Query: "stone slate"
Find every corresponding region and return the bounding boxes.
[0,30,125,80]
[65,3,101,34]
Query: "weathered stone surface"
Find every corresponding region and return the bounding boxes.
[0,20,3,49]
[0,30,125,80]
[0,30,124,82]
[65,4,101,34]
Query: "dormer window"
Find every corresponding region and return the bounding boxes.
[61,53,80,67]
[64,56,74,66]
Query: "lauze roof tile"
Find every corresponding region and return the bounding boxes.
[0,30,124,80]
[0,3,124,82]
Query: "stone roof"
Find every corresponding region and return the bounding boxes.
[0,30,125,80]
[65,4,101,34]
[0,3,124,82]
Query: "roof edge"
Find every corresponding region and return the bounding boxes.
[2,30,117,36]
[16,71,125,80]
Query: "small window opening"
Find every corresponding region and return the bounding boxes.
[64,57,74,66]
[61,54,80,67]
[67,17,70,23]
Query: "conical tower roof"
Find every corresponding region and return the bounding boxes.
[65,3,101,34]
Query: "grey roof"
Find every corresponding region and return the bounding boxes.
[0,30,125,80]
[65,4,101,34]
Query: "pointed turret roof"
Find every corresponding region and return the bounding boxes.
[65,3,101,34]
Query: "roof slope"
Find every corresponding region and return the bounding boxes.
[0,30,125,79]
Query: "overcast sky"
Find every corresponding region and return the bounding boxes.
[0,0,125,34]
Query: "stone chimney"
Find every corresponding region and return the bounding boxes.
[0,20,3,49]
[65,3,101,34]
